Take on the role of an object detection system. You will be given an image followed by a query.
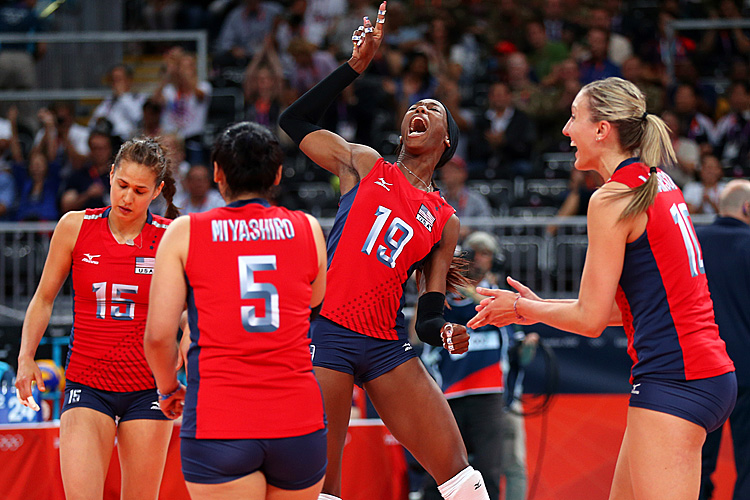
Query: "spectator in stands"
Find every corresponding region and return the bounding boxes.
[672,83,716,155]
[578,28,622,85]
[437,156,493,239]
[714,81,750,177]
[34,102,90,172]
[620,55,665,115]
[302,0,347,47]
[523,18,569,81]
[529,58,581,153]
[484,0,533,55]
[137,98,163,139]
[142,0,181,31]
[285,37,338,97]
[542,0,567,43]
[59,130,114,213]
[696,179,750,500]
[638,9,695,83]
[683,154,726,215]
[587,6,632,66]
[242,37,285,131]
[153,47,212,165]
[0,0,46,133]
[213,0,283,70]
[696,0,750,78]
[546,168,602,236]
[394,51,439,126]
[661,109,700,188]
[88,64,146,143]
[0,162,15,220]
[173,164,224,214]
[471,81,537,179]
[7,106,60,221]
[434,77,473,163]
[506,52,539,114]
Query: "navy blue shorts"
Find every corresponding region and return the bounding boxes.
[629,371,737,433]
[310,317,417,387]
[61,380,169,422]
[180,427,327,488]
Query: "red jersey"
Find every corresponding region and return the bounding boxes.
[181,199,324,440]
[67,207,170,391]
[322,158,455,340]
[610,159,734,382]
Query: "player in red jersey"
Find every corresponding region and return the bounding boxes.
[469,77,736,500]
[279,5,491,500]
[14,137,179,500]
[144,121,328,500]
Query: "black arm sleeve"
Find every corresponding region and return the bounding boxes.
[279,62,360,145]
[415,292,447,347]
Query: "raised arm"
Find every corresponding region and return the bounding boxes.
[279,3,387,194]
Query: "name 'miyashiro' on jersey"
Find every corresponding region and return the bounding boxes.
[210,217,296,242]
[182,199,324,440]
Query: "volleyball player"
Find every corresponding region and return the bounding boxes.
[15,138,179,500]
[279,5,491,500]
[144,121,328,500]
[469,77,736,500]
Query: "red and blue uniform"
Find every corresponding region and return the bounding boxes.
[66,207,170,392]
[321,158,455,340]
[610,158,734,383]
[181,199,324,440]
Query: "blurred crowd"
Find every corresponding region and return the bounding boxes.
[1,0,750,222]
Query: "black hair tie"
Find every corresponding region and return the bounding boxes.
[650,166,657,174]
[642,111,648,121]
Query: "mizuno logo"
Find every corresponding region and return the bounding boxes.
[403,342,412,352]
[631,383,641,395]
[375,177,392,191]
[82,253,100,264]
[474,480,482,490]
[151,401,161,410]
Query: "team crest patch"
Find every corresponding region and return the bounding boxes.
[416,204,435,232]
[135,257,155,274]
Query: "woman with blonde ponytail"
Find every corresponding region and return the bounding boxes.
[469,77,736,500]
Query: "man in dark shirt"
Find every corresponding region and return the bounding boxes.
[696,179,750,500]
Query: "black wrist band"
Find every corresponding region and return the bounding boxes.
[415,292,447,347]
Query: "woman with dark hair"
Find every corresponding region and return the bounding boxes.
[469,77,736,500]
[144,121,328,500]
[279,5,491,500]
[15,137,179,500]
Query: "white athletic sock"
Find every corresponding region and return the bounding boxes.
[318,494,342,500]
[437,466,491,500]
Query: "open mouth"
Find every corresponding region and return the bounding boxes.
[409,116,428,137]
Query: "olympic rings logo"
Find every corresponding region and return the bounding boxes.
[0,434,24,452]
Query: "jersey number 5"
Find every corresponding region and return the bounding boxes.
[670,202,705,277]
[238,255,279,333]
[362,206,415,268]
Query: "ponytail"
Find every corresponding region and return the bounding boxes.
[582,78,677,219]
[160,165,180,220]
